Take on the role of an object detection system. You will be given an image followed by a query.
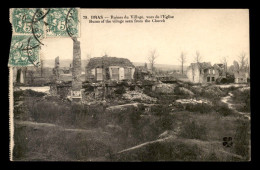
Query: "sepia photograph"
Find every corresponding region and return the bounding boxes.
[9,8,250,161]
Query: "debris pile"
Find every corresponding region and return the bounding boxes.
[152,83,176,94]
[123,91,157,103]
[106,103,140,113]
[190,86,203,94]
[175,98,211,105]
[239,86,250,92]
[203,86,225,97]
[176,87,194,96]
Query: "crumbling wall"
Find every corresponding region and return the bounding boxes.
[57,85,72,99]
[72,39,82,91]
[186,65,200,83]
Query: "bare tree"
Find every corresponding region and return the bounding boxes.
[193,51,202,81]
[238,52,248,72]
[194,51,202,63]
[147,49,158,73]
[233,60,240,72]
[178,52,187,75]
[191,64,196,82]
[220,56,228,73]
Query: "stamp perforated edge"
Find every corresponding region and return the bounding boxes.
[9,67,14,161]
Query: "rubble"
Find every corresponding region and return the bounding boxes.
[203,86,225,97]
[106,103,140,113]
[122,91,157,103]
[175,98,211,105]
[177,87,194,96]
[239,86,250,92]
[18,86,50,94]
[216,84,248,89]
[152,83,176,94]
[190,86,203,94]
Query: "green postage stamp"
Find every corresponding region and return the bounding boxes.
[8,8,80,67]
[8,35,40,67]
[11,8,45,36]
[46,8,79,37]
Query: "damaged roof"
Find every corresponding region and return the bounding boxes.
[190,62,212,70]
[86,56,135,69]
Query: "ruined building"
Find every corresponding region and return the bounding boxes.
[85,56,135,82]
[53,56,60,81]
[234,71,249,83]
[71,38,82,101]
[186,62,220,83]
[72,39,82,90]
[49,38,83,101]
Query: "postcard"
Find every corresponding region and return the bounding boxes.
[9,8,250,161]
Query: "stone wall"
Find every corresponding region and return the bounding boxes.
[186,65,200,83]
[72,39,82,91]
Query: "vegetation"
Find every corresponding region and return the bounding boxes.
[231,89,250,112]
[13,81,250,161]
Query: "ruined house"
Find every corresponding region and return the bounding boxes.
[135,65,150,80]
[60,66,72,74]
[213,64,226,77]
[234,71,249,83]
[186,62,220,83]
[85,56,135,82]
[13,66,53,86]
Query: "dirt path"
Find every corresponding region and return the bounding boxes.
[221,92,250,120]
[116,136,244,160]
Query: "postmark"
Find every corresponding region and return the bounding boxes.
[8,35,40,67]
[46,8,79,37]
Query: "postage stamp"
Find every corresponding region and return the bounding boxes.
[8,35,40,67]
[11,8,45,37]
[9,8,80,67]
[46,8,79,37]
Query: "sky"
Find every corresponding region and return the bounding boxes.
[41,9,249,66]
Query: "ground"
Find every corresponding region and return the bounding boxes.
[12,82,250,161]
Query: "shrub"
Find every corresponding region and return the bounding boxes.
[151,104,171,116]
[83,84,94,92]
[200,87,224,99]
[180,120,207,140]
[208,100,236,116]
[114,85,126,95]
[174,86,181,94]
[13,90,24,102]
[187,103,212,114]
[114,140,200,161]
[233,119,250,160]
[13,126,28,159]
[232,89,250,112]
[25,89,45,97]
[143,88,160,99]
